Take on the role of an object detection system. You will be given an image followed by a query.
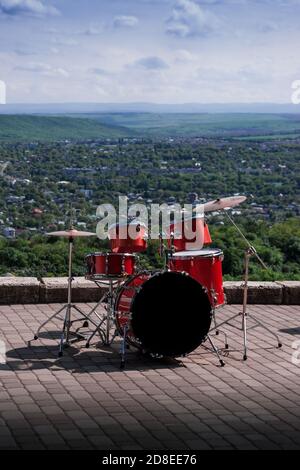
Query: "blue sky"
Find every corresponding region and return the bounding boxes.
[0,0,299,103]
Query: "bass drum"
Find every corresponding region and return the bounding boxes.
[114,271,212,358]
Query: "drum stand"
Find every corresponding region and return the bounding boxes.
[85,279,135,369]
[85,279,121,348]
[206,334,225,367]
[211,213,282,360]
[29,236,99,357]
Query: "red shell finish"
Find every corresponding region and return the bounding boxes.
[114,271,213,357]
[109,223,148,254]
[86,252,136,278]
[167,220,212,252]
[114,273,149,346]
[168,249,225,307]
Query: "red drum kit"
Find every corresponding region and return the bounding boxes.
[168,249,225,308]
[166,218,212,252]
[30,195,282,367]
[86,252,137,279]
[108,221,148,254]
[115,271,212,359]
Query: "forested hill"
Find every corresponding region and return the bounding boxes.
[1,112,300,141]
[0,115,131,142]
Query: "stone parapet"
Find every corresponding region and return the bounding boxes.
[0,277,299,305]
[223,281,283,305]
[39,277,106,304]
[0,277,40,305]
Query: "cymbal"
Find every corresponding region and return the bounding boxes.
[46,229,97,238]
[204,196,247,212]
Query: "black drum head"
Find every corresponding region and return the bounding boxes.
[131,271,212,357]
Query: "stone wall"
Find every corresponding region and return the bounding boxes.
[0,277,299,305]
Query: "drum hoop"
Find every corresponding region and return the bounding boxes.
[87,252,137,258]
[172,249,223,260]
[114,272,150,309]
[114,270,213,356]
[86,274,127,281]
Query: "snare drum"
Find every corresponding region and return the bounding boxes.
[86,252,137,279]
[168,248,225,307]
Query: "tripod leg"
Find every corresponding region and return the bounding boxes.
[105,281,114,346]
[207,334,225,367]
[210,307,229,349]
[110,328,119,346]
[241,250,250,361]
[212,309,219,335]
[105,310,110,346]
[58,309,68,357]
[32,305,66,341]
[85,318,106,348]
[218,329,229,350]
[251,316,282,348]
[72,304,100,325]
[120,324,128,369]
[242,312,247,361]
[65,305,71,345]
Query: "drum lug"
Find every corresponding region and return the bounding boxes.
[211,289,218,306]
[106,255,109,275]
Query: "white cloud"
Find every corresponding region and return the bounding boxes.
[113,15,139,28]
[0,80,6,104]
[15,62,69,77]
[91,67,112,76]
[257,21,278,33]
[133,56,169,70]
[0,0,59,17]
[52,37,78,47]
[82,24,104,36]
[197,0,300,4]
[14,47,37,56]
[174,48,197,62]
[166,0,219,38]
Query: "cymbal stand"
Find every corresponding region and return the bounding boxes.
[30,236,100,357]
[210,211,282,360]
[163,232,175,269]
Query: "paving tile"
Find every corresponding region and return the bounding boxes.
[0,303,300,450]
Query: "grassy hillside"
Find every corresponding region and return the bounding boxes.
[1,112,300,141]
[76,112,300,139]
[0,115,131,142]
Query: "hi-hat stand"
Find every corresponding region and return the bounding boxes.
[210,211,282,360]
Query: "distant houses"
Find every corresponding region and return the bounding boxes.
[2,227,16,239]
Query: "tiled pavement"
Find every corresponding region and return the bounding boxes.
[0,303,300,450]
